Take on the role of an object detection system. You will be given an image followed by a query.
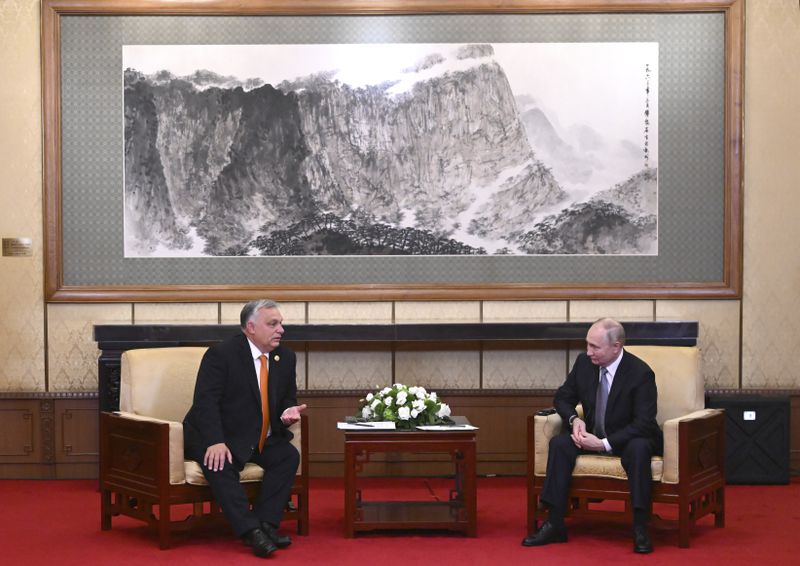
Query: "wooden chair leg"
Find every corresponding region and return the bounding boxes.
[297,489,309,535]
[678,502,691,548]
[158,502,171,550]
[101,490,112,531]
[714,487,725,528]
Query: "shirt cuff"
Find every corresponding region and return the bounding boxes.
[601,438,612,453]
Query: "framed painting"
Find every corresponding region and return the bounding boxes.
[41,0,744,302]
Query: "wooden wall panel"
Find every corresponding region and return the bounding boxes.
[55,398,99,478]
[0,396,97,479]
[55,399,99,461]
[0,400,40,463]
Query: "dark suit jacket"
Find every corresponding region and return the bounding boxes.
[183,333,298,466]
[554,349,662,455]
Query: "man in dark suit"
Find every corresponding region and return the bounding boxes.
[522,318,662,554]
[184,299,307,558]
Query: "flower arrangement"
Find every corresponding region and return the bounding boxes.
[357,383,452,430]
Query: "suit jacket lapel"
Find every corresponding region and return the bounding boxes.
[237,334,262,408]
[586,364,601,424]
[607,350,630,409]
[267,349,280,418]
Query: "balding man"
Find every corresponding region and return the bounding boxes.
[184,299,307,558]
[522,318,662,554]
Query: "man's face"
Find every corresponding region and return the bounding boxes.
[585,323,621,367]
[245,307,284,353]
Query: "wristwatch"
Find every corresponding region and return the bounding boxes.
[568,414,579,427]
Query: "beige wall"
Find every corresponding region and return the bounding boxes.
[0,1,797,393]
[0,0,44,391]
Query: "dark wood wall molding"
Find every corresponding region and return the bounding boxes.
[94,321,698,411]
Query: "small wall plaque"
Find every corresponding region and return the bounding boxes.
[2,238,33,257]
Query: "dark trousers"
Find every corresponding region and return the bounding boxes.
[541,434,657,519]
[201,439,300,537]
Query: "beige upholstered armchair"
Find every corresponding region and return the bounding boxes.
[100,347,309,549]
[527,345,725,547]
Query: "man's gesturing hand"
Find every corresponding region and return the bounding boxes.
[280,404,308,425]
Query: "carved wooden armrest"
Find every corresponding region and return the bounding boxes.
[661,408,724,484]
[100,411,185,486]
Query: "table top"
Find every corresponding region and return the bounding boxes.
[342,416,476,440]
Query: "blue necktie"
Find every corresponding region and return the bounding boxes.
[594,367,609,438]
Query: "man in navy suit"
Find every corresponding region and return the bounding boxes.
[184,299,307,558]
[522,318,662,554]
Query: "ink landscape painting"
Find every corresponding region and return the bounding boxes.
[123,42,658,257]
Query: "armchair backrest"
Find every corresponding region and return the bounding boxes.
[625,345,703,426]
[120,347,208,422]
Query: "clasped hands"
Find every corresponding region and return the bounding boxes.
[570,417,606,452]
[203,404,308,471]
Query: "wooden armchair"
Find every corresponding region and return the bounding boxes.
[100,347,309,549]
[527,345,725,548]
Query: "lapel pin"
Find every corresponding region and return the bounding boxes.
[274,355,280,362]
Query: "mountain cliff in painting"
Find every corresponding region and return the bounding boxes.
[123,44,656,256]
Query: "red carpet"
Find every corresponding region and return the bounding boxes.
[3,477,799,565]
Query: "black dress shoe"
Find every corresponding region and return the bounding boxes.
[261,522,292,548]
[521,521,568,547]
[633,526,653,554]
[242,528,277,558]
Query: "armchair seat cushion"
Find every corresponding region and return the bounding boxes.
[572,454,663,481]
[185,461,265,485]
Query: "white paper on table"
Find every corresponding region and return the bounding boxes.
[337,421,396,430]
[415,424,479,431]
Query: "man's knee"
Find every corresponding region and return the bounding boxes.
[271,441,300,472]
[622,438,654,468]
[549,433,577,456]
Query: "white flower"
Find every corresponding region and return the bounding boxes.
[429,392,437,402]
[398,406,411,420]
[381,387,391,396]
[384,396,393,407]
[409,386,418,395]
[436,403,451,418]
[396,391,408,406]
[361,406,373,419]
[415,387,427,399]
[371,399,381,410]
[412,399,426,411]
[410,409,419,418]
[366,393,374,402]
[394,383,404,389]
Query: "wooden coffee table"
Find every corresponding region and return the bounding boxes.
[342,418,477,537]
